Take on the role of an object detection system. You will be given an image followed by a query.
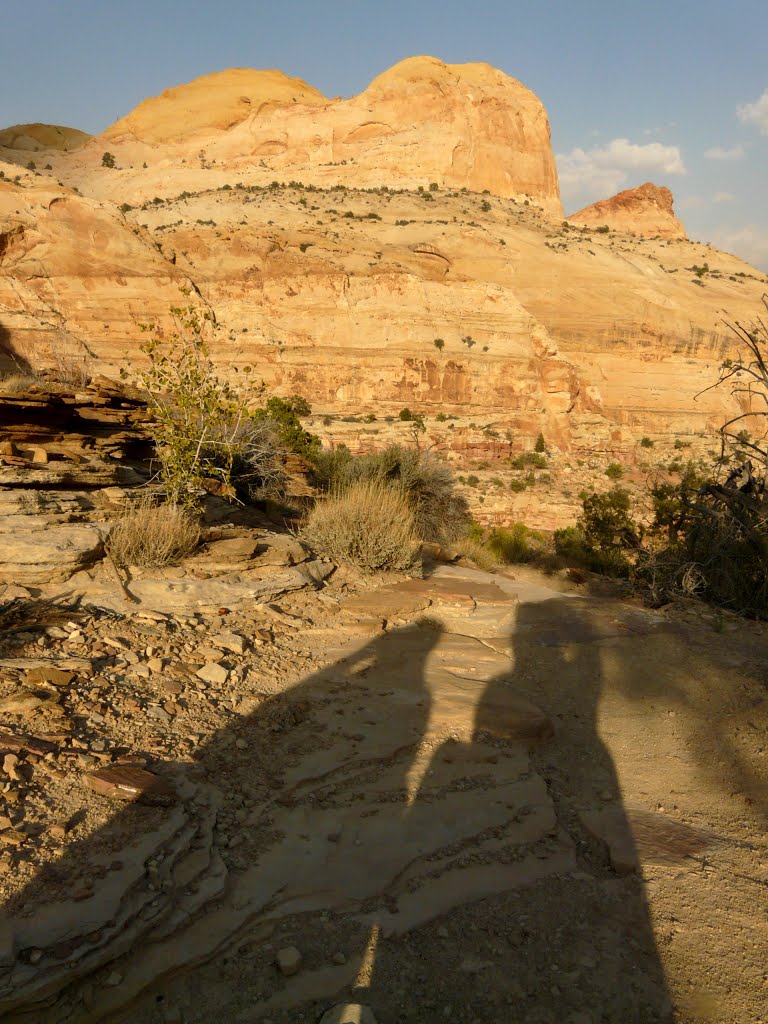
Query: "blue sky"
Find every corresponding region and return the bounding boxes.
[3,0,767,266]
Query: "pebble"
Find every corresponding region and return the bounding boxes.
[213,632,248,656]
[104,971,123,987]
[196,662,229,686]
[276,945,302,976]
[2,754,21,781]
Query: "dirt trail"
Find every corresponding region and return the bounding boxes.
[1,563,766,1023]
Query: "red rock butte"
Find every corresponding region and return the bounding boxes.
[569,182,687,240]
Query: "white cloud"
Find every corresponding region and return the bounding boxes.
[737,89,768,135]
[677,195,705,210]
[704,144,746,161]
[557,137,686,204]
[713,191,736,203]
[710,224,768,271]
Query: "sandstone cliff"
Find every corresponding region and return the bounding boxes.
[1,160,762,458]
[1,59,765,529]
[568,182,687,240]
[33,57,562,215]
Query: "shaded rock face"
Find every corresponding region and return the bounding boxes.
[568,182,687,240]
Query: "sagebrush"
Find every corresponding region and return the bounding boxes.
[107,499,201,567]
[301,480,419,572]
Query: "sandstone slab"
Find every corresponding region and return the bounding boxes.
[0,518,104,585]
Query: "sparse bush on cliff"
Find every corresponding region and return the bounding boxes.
[301,480,418,573]
[510,450,547,470]
[101,152,116,169]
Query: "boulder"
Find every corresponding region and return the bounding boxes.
[0,518,104,584]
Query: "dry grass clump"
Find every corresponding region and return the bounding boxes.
[0,372,41,393]
[107,498,200,568]
[453,537,501,572]
[301,480,419,572]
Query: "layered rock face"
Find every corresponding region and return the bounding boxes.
[1,161,761,456]
[568,182,687,240]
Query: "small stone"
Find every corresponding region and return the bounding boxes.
[84,766,176,805]
[332,951,347,965]
[196,662,229,686]
[0,692,48,715]
[28,948,43,965]
[212,632,248,656]
[132,664,151,679]
[276,945,302,976]
[2,754,21,781]
[319,1005,377,1024]
[147,658,164,674]
[50,824,67,839]
[146,705,172,724]
[24,667,75,688]
[160,678,184,696]
[0,829,28,847]
[104,971,123,987]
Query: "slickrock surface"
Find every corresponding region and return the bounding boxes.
[569,182,687,240]
[102,68,328,145]
[0,562,765,1023]
[0,123,90,153]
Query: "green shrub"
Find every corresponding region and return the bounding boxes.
[510,451,547,470]
[253,395,320,458]
[101,152,116,169]
[301,480,418,573]
[434,338,445,351]
[534,432,547,453]
[488,523,545,564]
[128,306,277,509]
[605,462,624,480]
[640,437,654,448]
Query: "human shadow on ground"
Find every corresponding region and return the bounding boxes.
[7,586,756,1023]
